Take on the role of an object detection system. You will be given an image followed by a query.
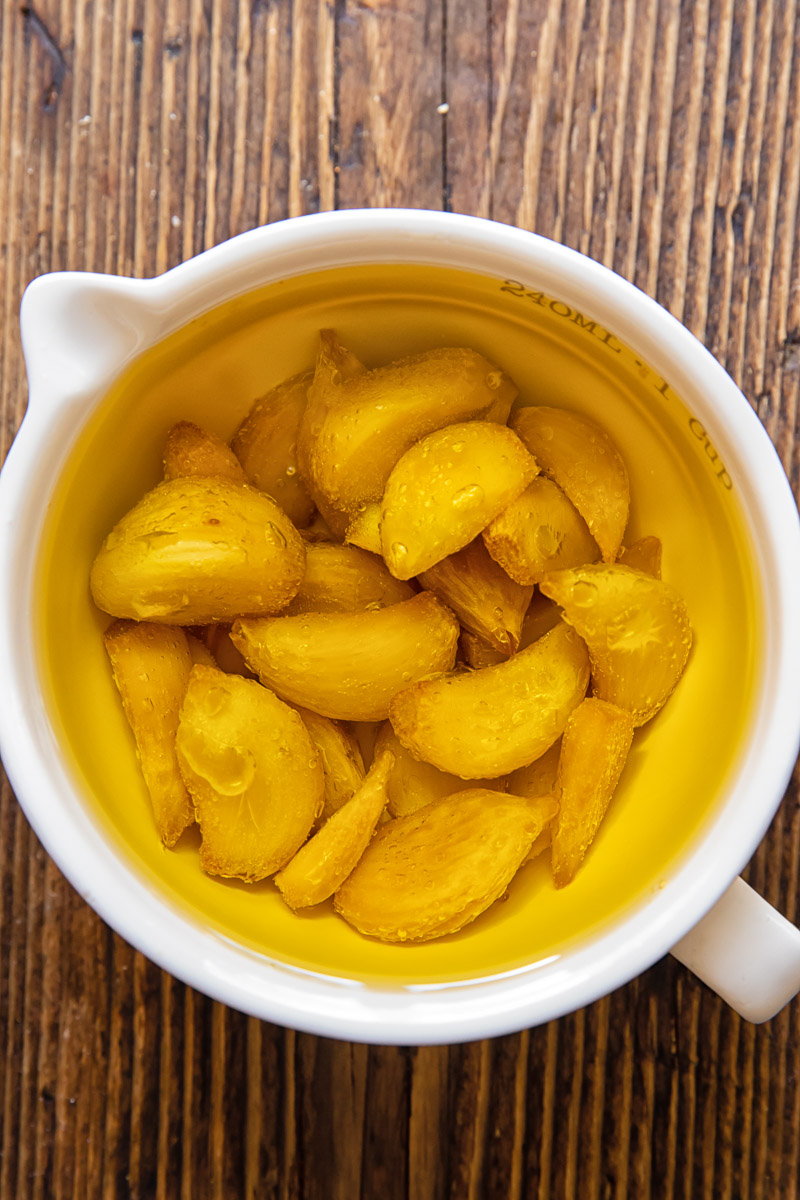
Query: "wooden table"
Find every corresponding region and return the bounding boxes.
[2,1,800,1196]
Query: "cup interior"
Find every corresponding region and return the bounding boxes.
[35,262,761,986]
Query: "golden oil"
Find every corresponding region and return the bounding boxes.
[36,264,761,984]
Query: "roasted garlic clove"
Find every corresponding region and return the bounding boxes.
[511,406,629,561]
[483,476,599,585]
[274,749,394,909]
[293,706,366,823]
[381,422,538,579]
[374,724,505,818]
[507,739,562,863]
[231,592,460,722]
[231,371,316,527]
[296,331,363,538]
[345,502,383,556]
[550,698,634,886]
[300,334,518,515]
[540,563,692,725]
[334,790,556,942]
[389,622,590,778]
[417,538,532,654]
[104,620,195,847]
[286,542,414,615]
[90,477,306,624]
[176,666,322,881]
[163,421,246,484]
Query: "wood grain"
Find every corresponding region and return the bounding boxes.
[1,1,800,1196]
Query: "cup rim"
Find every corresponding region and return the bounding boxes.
[2,208,799,1043]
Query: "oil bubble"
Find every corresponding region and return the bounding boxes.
[131,592,189,619]
[179,730,256,796]
[452,484,484,507]
[265,522,287,548]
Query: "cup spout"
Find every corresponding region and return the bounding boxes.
[19,272,162,409]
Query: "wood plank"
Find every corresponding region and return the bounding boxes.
[128,953,163,1198]
[156,974,186,1200]
[482,1032,529,1200]
[549,1009,586,1197]
[521,1021,557,1196]
[1,1,800,1196]
[446,1039,490,1199]
[292,1035,368,1200]
[359,1047,411,1200]
[443,0,491,216]
[408,1045,448,1200]
[649,965,681,1200]
[574,999,609,1200]
[337,0,444,208]
[244,1016,286,1199]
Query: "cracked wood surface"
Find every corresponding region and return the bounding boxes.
[1,1,800,1197]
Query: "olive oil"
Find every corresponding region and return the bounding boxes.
[37,263,761,984]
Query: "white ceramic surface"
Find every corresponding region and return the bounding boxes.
[1,209,800,1043]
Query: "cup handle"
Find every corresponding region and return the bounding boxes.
[670,876,800,1022]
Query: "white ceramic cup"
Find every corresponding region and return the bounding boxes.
[1,209,799,1044]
